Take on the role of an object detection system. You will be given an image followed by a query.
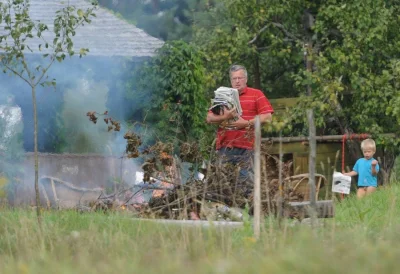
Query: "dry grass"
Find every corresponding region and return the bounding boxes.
[1,183,400,273]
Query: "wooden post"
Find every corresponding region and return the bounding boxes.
[307,109,317,227]
[277,131,283,223]
[39,183,50,209]
[253,115,261,239]
[50,178,59,209]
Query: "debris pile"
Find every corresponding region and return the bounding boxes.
[137,153,298,220]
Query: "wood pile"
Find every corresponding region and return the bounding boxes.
[72,141,329,220]
[135,154,304,220]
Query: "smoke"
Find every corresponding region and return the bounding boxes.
[0,55,145,154]
[0,55,153,205]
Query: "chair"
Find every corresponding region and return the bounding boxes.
[283,173,327,202]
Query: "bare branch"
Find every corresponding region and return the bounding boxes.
[249,22,302,45]
[271,22,301,42]
[34,55,56,87]
[1,60,32,87]
[248,25,269,45]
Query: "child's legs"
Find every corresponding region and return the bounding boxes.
[357,187,367,199]
[366,186,377,195]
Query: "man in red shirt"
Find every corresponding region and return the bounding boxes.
[206,64,274,191]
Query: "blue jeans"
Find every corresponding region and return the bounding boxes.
[217,147,254,184]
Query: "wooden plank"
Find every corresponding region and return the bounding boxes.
[264,142,342,154]
[262,133,396,143]
[269,97,300,115]
[134,219,244,228]
[294,155,308,174]
[286,200,334,219]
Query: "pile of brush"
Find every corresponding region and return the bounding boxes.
[139,154,299,220]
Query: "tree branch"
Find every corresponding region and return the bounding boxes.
[249,22,302,45]
[34,55,56,87]
[271,22,301,42]
[1,60,32,87]
[248,24,269,45]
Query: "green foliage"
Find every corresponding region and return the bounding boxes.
[0,0,97,87]
[193,0,307,97]
[193,1,400,153]
[128,40,212,149]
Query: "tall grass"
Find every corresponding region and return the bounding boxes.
[1,184,400,273]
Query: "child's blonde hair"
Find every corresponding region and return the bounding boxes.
[361,138,376,152]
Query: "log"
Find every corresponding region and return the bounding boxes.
[135,218,243,228]
[286,200,334,219]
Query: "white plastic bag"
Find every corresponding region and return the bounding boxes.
[332,172,352,194]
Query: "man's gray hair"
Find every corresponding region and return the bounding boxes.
[229,64,248,78]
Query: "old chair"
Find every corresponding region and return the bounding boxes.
[283,173,327,201]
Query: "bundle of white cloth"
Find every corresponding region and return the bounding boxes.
[209,87,242,118]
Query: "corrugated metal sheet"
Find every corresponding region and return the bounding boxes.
[0,0,164,57]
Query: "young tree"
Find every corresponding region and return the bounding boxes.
[128,41,212,152]
[0,0,97,225]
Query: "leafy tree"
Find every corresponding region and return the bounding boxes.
[127,40,212,153]
[193,0,308,98]
[193,0,400,179]
[0,0,96,224]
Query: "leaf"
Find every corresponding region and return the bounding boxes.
[77,9,84,17]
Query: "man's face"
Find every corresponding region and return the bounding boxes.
[230,70,247,93]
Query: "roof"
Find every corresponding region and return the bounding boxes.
[0,0,164,58]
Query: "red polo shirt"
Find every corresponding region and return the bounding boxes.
[215,87,274,150]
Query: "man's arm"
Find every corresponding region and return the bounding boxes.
[250,113,272,125]
[229,113,272,129]
[206,108,237,124]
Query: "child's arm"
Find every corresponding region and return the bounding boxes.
[343,171,358,177]
[371,160,378,176]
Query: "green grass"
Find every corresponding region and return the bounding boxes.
[1,184,400,273]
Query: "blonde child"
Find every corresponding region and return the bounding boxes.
[343,139,379,198]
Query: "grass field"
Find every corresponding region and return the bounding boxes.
[1,184,400,274]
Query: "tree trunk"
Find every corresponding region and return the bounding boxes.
[31,86,42,227]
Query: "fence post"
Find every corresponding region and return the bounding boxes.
[307,109,317,227]
[254,115,261,239]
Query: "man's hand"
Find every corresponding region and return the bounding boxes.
[227,116,248,129]
[223,107,237,120]
[206,106,237,124]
